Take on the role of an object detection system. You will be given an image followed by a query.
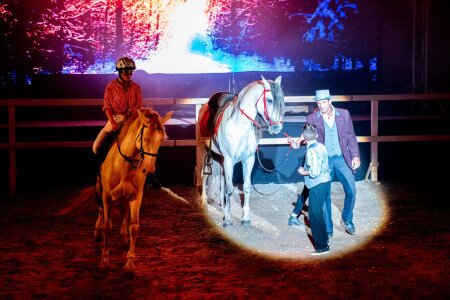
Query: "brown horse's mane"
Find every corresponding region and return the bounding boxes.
[117,108,166,141]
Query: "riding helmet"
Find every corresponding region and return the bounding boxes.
[115,57,136,71]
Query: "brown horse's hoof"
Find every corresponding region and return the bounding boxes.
[99,259,109,269]
[94,230,103,243]
[124,261,135,272]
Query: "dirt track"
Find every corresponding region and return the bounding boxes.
[0,182,449,298]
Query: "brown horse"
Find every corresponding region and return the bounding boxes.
[93,108,172,271]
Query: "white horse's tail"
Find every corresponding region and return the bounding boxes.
[54,185,97,216]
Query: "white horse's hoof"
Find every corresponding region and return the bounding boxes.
[241,220,251,227]
[223,221,233,227]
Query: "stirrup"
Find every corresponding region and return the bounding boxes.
[203,154,213,175]
[203,164,212,175]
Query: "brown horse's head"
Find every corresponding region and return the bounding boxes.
[114,108,173,175]
[136,108,173,174]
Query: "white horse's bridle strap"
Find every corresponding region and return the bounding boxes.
[239,85,281,128]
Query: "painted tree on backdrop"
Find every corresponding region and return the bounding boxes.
[31,0,166,73]
[0,0,359,75]
[0,1,62,94]
[207,0,358,64]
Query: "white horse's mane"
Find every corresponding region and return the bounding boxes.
[230,80,285,119]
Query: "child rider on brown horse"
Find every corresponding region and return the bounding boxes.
[92,56,161,189]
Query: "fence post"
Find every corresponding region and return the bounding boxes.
[194,103,203,186]
[8,105,16,194]
[370,100,379,181]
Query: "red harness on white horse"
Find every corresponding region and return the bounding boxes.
[239,84,282,129]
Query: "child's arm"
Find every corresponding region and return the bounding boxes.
[286,133,305,149]
[105,108,120,132]
[298,166,309,176]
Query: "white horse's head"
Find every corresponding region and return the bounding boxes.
[257,75,285,134]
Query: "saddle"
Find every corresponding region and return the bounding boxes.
[200,92,236,138]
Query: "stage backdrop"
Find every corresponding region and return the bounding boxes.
[3,0,449,97]
[1,0,386,93]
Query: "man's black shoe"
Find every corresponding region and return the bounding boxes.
[288,215,304,227]
[311,247,330,256]
[341,219,356,235]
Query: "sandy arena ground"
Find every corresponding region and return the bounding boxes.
[205,181,386,259]
[0,181,448,298]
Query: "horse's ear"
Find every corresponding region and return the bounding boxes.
[137,109,149,123]
[261,75,270,89]
[161,111,173,124]
[274,76,282,86]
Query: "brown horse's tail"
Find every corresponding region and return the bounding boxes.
[54,185,98,216]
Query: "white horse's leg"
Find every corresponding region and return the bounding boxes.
[241,154,255,227]
[222,157,234,227]
[207,159,222,205]
[219,162,225,208]
[100,197,112,269]
[201,170,208,206]
[124,196,141,272]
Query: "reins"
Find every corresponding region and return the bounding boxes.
[116,124,158,170]
[252,131,292,196]
[255,143,291,173]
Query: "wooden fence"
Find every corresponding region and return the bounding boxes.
[1,94,450,194]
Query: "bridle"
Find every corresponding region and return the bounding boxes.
[116,125,158,170]
[239,83,283,131]
[238,83,290,176]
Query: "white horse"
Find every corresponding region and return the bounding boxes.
[198,76,285,227]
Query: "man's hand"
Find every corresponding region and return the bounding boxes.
[105,108,120,132]
[351,157,361,170]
